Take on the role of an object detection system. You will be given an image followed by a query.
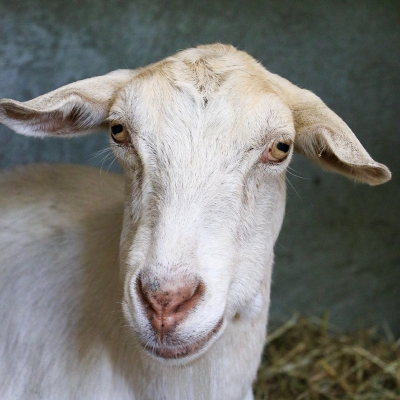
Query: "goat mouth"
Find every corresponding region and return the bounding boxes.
[143,317,224,359]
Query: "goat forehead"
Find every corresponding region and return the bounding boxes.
[117,65,292,149]
[110,50,294,183]
[135,44,270,96]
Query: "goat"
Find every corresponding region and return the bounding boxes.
[0,44,391,400]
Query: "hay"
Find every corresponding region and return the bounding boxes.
[254,315,400,399]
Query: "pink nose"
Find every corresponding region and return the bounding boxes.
[137,275,204,341]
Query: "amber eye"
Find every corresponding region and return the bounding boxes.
[261,139,292,163]
[111,124,129,143]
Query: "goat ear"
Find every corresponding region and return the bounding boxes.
[286,87,391,186]
[0,70,135,137]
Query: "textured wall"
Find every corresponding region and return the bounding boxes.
[0,0,399,332]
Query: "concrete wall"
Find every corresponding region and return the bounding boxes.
[1,0,399,333]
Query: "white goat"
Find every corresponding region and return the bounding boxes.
[0,44,391,400]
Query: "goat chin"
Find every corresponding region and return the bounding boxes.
[0,44,390,400]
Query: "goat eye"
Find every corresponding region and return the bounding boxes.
[276,142,290,153]
[110,124,129,144]
[261,139,292,163]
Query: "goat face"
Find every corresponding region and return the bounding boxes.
[0,44,390,365]
[112,56,294,362]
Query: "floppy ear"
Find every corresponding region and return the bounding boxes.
[268,71,391,186]
[287,87,391,186]
[0,69,135,137]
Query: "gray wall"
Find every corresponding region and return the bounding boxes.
[1,0,399,333]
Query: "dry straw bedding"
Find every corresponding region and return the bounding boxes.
[254,315,400,399]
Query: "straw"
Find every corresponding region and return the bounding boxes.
[254,315,400,399]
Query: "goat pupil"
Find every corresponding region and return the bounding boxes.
[277,142,290,153]
[111,125,123,134]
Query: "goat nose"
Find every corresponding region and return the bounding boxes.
[137,276,204,336]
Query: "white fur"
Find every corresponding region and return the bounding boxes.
[0,44,391,400]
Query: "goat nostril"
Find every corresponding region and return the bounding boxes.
[136,275,158,313]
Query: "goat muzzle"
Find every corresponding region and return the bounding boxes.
[137,274,205,342]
